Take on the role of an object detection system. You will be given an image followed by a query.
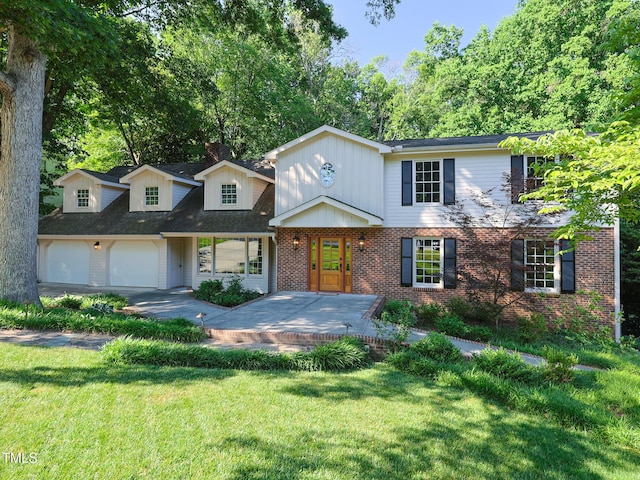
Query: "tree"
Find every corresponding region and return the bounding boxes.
[0,0,347,304]
[500,122,640,241]
[444,176,549,328]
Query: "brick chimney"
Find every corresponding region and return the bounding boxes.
[204,141,231,167]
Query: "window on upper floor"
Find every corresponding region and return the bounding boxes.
[525,155,555,193]
[77,189,89,208]
[524,239,559,292]
[145,186,159,206]
[221,184,237,205]
[415,160,441,204]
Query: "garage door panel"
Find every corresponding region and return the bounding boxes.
[110,242,158,287]
[47,241,90,284]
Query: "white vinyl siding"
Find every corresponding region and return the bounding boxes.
[172,183,193,208]
[274,133,384,218]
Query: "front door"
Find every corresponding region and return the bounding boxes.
[309,237,352,293]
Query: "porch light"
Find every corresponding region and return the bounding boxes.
[94,241,101,250]
[358,233,365,252]
[293,235,300,250]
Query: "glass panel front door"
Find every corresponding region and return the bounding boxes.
[319,238,342,292]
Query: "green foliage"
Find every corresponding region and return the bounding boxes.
[540,346,578,384]
[552,290,613,346]
[414,301,445,326]
[410,333,462,363]
[0,300,204,342]
[516,312,549,343]
[194,276,261,307]
[373,299,416,347]
[385,350,441,379]
[444,296,471,320]
[434,315,493,342]
[101,336,370,372]
[472,348,539,385]
[57,295,83,310]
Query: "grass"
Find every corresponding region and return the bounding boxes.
[1,343,639,479]
[0,298,204,342]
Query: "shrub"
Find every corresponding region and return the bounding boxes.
[445,296,472,320]
[516,312,548,343]
[57,295,83,310]
[468,301,502,325]
[374,299,417,348]
[101,336,370,372]
[434,314,468,338]
[473,347,538,384]
[414,302,445,326]
[385,350,440,378]
[84,293,128,310]
[194,276,261,307]
[466,325,493,342]
[410,333,462,363]
[540,346,578,384]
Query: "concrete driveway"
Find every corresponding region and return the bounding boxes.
[38,284,384,337]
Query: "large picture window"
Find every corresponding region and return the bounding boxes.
[197,237,263,276]
[414,238,443,287]
[415,160,441,203]
[524,239,558,291]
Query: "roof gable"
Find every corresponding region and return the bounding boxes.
[119,164,201,187]
[265,125,392,161]
[53,169,127,189]
[194,160,274,183]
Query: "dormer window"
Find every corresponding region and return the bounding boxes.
[145,186,159,206]
[77,189,89,208]
[221,184,237,205]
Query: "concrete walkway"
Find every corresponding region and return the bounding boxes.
[0,283,590,368]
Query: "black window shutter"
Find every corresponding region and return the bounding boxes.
[401,238,413,286]
[443,238,457,289]
[511,239,525,291]
[443,158,455,205]
[401,161,413,206]
[560,239,576,293]
[511,155,524,204]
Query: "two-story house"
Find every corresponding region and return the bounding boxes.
[38,126,620,337]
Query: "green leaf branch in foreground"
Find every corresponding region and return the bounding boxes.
[500,122,640,241]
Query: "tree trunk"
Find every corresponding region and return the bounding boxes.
[0,26,46,305]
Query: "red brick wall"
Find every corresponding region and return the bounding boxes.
[276,227,617,332]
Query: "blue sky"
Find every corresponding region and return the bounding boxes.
[328,0,519,67]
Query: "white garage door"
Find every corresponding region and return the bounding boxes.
[110,241,158,287]
[47,241,90,284]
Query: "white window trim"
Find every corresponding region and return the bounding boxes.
[195,237,264,278]
[524,239,560,293]
[77,189,89,208]
[413,237,444,288]
[414,159,442,205]
[221,183,237,206]
[145,186,159,206]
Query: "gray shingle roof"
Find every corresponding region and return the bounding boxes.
[383,132,552,149]
[39,183,274,236]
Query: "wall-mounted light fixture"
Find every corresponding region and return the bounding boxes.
[293,234,300,250]
[93,241,101,250]
[358,233,365,252]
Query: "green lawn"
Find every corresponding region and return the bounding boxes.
[1,344,639,479]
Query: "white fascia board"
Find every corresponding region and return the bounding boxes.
[53,170,129,189]
[119,164,200,187]
[193,161,274,184]
[161,232,275,238]
[269,195,383,227]
[38,234,163,240]
[389,143,509,155]
[265,125,392,161]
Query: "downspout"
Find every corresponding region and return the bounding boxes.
[615,218,621,342]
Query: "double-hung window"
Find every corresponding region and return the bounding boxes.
[415,160,441,203]
[414,237,443,288]
[145,186,159,206]
[524,239,558,292]
[525,156,554,193]
[77,189,89,208]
